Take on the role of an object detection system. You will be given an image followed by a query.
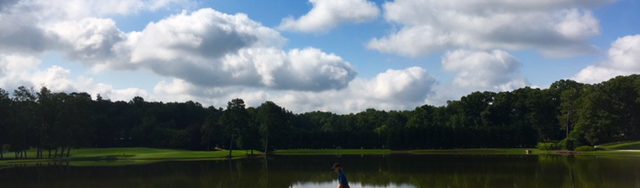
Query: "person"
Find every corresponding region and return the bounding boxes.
[332,163,350,188]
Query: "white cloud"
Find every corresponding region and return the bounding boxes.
[0,7,52,53]
[95,86,150,101]
[148,0,191,11]
[425,49,528,105]
[128,9,285,64]
[366,67,434,101]
[0,2,433,113]
[0,53,150,102]
[574,34,640,83]
[12,0,189,20]
[0,54,41,89]
[369,0,607,57]
[0,0,184,62]
[153,67,435,113]
[1,5,359,92]
[47,18,127,65]
[0,0,194,53]
[119,8,356,91]
[278,0,379,33]
[443,49,528,92]
[221,47,356,90]
[31,66,75,91]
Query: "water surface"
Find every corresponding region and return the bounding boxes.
[1,154,639,188]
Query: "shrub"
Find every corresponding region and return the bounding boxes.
[575,146,597,151]
[537,142,561,150]
[559,138,578,150]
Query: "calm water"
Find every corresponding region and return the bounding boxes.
[2,154,640,188]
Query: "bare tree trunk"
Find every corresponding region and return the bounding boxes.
[66,147,71,158]
[228,135,233,159]
[264,134,269,155]
[54,148,59,158]
[23,150,27,159]
[60,147,65,158]
[0,147,3,160]
[47,149,52,159]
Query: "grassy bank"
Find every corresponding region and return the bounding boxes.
[2,146,640,168]
[273,148,562,156]
[272,148,640,156]
[599,141,640,150]
[0,148,260,168]
[273,149,391,155]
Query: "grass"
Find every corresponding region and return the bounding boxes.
[273,149,391,155]
[273,148,549,156]
[0,148,261,168]
[3,144,640,168]
[272,148,640,157]
[599,141,640,150]
[406,148,541,155]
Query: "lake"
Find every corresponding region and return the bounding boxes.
[1,154,640,188]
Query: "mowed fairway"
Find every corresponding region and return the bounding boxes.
[0,148,259,167]
[3,144,640,168]
[600,141,640,150]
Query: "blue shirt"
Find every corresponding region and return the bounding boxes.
[338,171,349,187]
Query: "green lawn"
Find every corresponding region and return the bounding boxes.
[2,146,639,169]
[0,148,260,167]
[273,149,391,155]
[599,141,640,150]
[406,148,539,155]
[272,148,546,155]
[272,148,640,156]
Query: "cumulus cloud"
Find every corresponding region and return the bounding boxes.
[47,18,128,65]
[368,0,607,57]
[120,8,356,91]
[0,54,41,89]
[154,67,435,113]
[423,49,528,105]
[0,1,433,113]
[443,49,528,92]
[1,4,359,92]
[13,0,189,20]
[278,0,379,33]
[574,34,640,83]
[0,0,185,60]
[128,9,285,64]
[222,47,356,90]
[0,10,53,53]
[0,54,148,101]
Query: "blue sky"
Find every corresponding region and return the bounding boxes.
[1,0,639,113]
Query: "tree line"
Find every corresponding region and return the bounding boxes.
[2,75,640,159]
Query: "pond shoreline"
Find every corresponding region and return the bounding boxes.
[1,147,638,168]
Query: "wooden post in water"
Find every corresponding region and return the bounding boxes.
[228,134,233,159]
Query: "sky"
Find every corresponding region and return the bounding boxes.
[0,0,639,113]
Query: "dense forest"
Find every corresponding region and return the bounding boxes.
[2,75,640,159]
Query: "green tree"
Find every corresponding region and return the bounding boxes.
[10,86,38,159]
[0,88,10,159]
[36,87,56,158]
[573,89,618,145]
[201,107,224,150]
[256,101,290,154]
[220,98,249,158]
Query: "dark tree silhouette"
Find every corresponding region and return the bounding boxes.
[1,75,640,160]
